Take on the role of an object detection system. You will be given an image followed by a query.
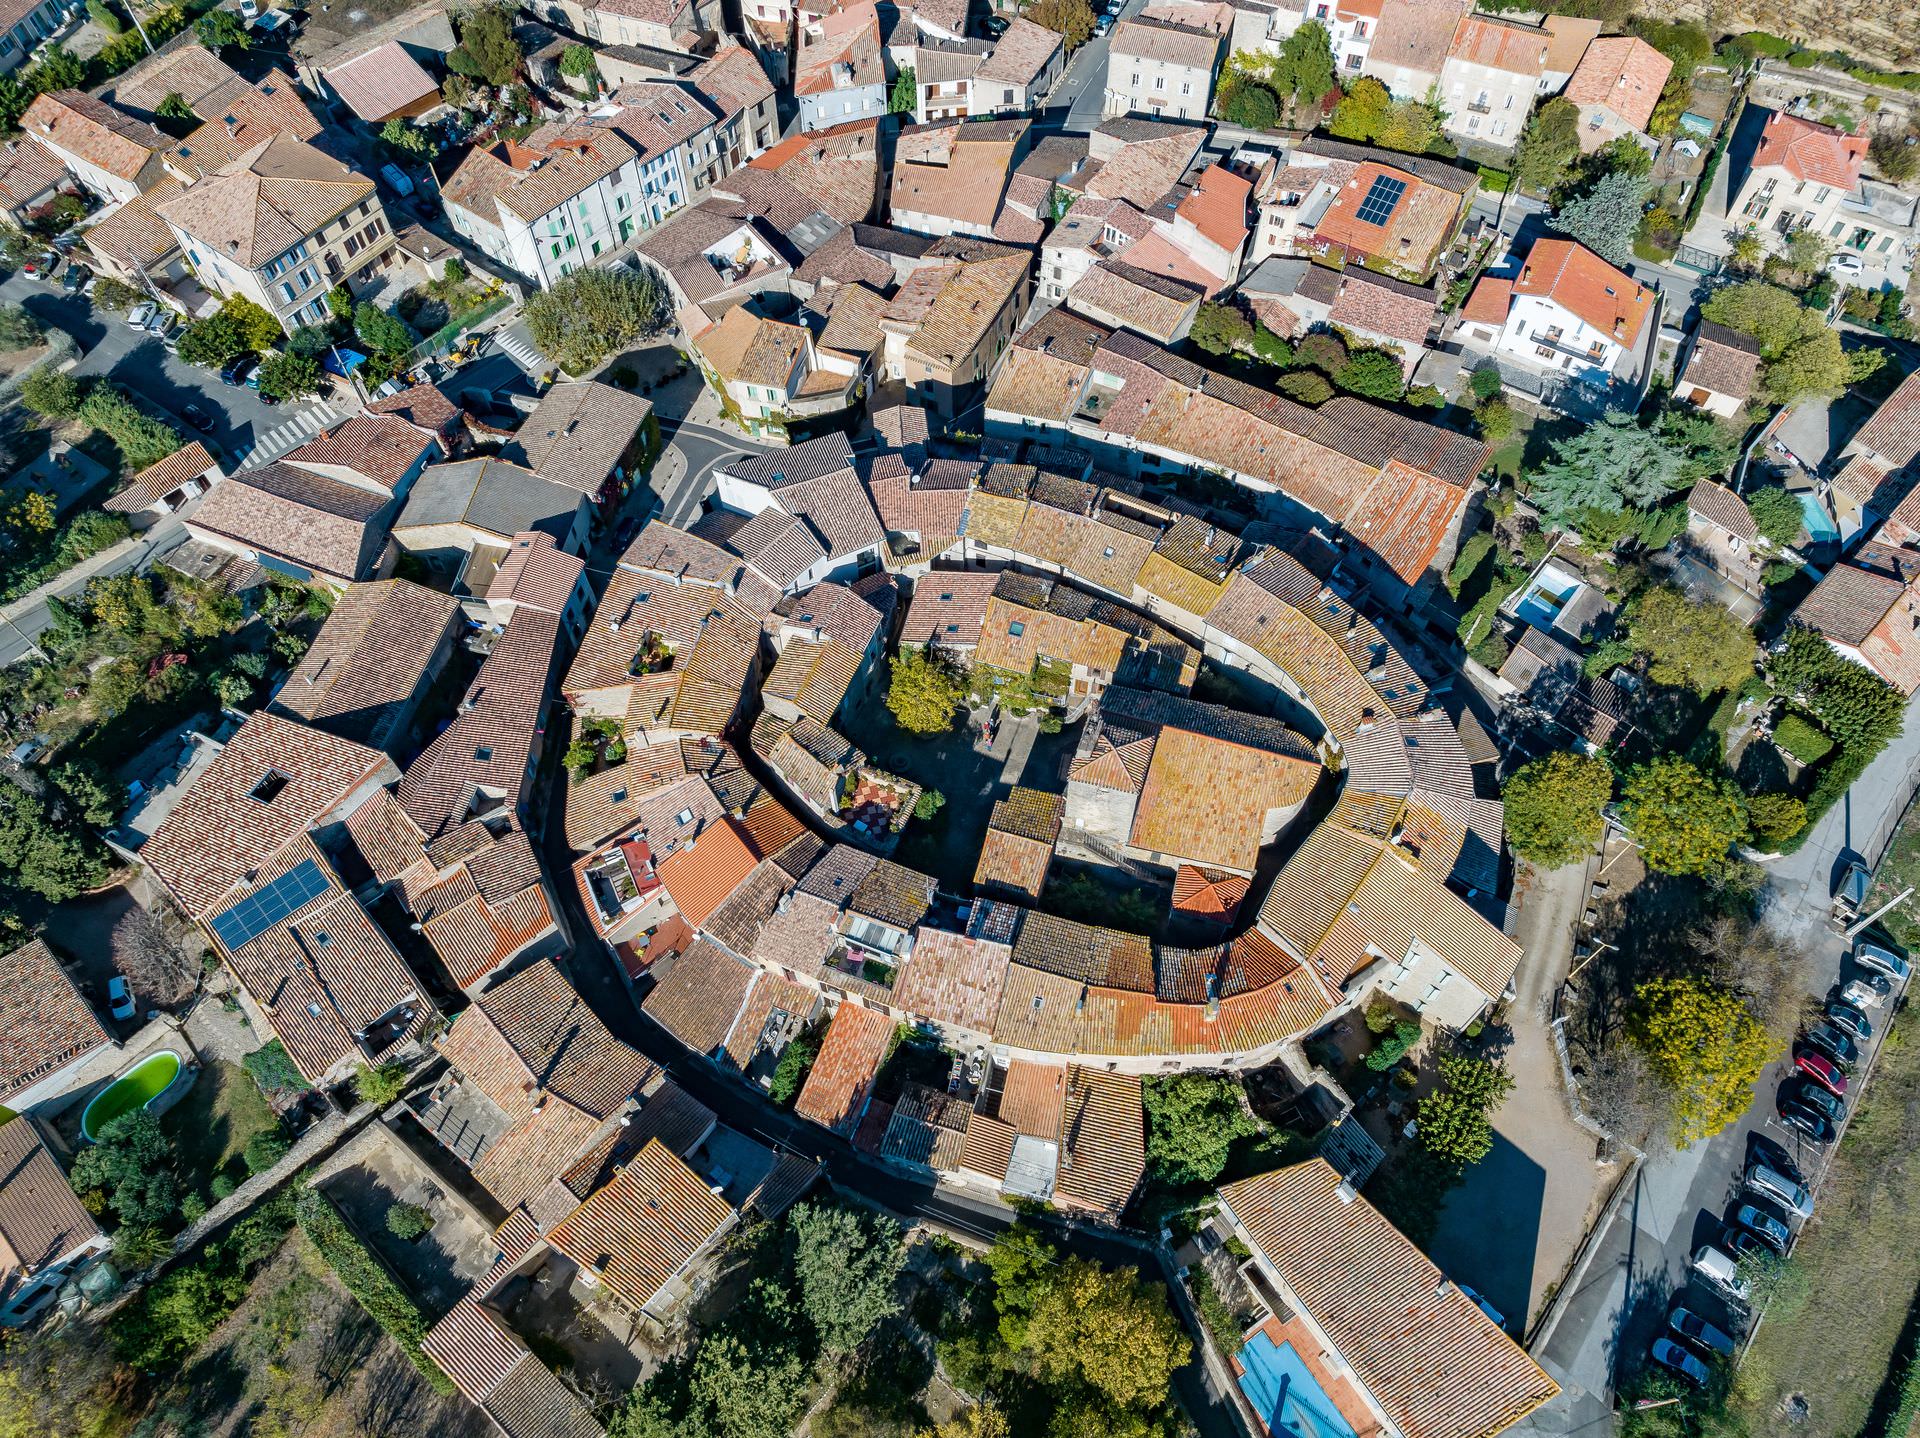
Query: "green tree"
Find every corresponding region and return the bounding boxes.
[1629,585,1755,695]
[1514,97,1581,193]
[1770,624,1905,749]
[1024,1259,1189,1412]
[354,302,412,357]
[1417,1053,1513,1169]
[89,276,143,312]
[69,1110,178,1225]
[1189,300,1252,354]
[1746,792,1807,849]
[1220,79,1279,130]
[913,787,945,820]
[1376,94,1441,155]
[175,311,243,367]
[193,10,248,48]
[1141,1073,1257,1187]
[156,90,197,122]
[1552,168,1647,267]
[1744,484,1805,546]
[1632,974,1773,1144]
[1529,410,1690,526]
[1027,0,1094,48]
[1272,20,1334,107]
[452,3,522,85]
[885,648,964,733]
[558,41,598,84]
[379,117,430,155]
[353,1061,408,1106]
[686,1332,808,1438]
[30,45,85,87]
[0,778,109,901]
[18,365,80,418]
[1328,76,1391,141]
[256,352,322,402]
[0,74,29,131]
[890,65,917,114]
[0,305,42,350]
[1621,755,1749,875]
[1334,348,1405,400]
[386,1202,432,1239]
[523,264,667,373]
[77,385,183,471]
[1475,395,1516,440]
[1701,281,1813,354]
[789,1201,906,1354]
[52,760,122,826]
[1505,751,1613,866]
[1365,1018,1420,1070]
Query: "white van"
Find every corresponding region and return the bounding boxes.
[1691,1246,1750,1303]
[1745,1163,1814,1218]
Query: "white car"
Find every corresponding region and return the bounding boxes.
[1856,942,1911,983]
[106,975,135,1022]
[1650,1337,1712,1386]
[125,301,156,329]
[1843,976,1890,1009]
[1691,1245,1751,1303]
[1828,252,1866,279]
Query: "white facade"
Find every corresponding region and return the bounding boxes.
[798,81,887,132]
[1437,52,1536,148]
[1460,288,1629,384]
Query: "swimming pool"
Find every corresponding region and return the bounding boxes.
[1799,493,1839,545]
[80,1050,190,1142]
[1236,1331,1361,1438]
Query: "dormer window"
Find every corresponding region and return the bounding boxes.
[250,771,290,804]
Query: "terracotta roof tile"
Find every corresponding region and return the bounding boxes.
[794,1000,895,1134]
[0,940,112,1103]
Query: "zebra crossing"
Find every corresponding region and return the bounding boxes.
[491,328,550,375]
[241,400,347,469]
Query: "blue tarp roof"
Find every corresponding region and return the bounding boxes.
[322,348,367,377]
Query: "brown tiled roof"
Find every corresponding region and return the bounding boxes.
[1109,14,1219,67]
[369,380,467,444]
[848,858,937,931]
[1680,321,1761,403]
[106,441,219,514]
[891,928,1011,1034]
[143,711,389,918]
[0,941,112,1103]
[0,1114,103,1293]
[489,532,586,616]
[642,936,755,1053]
[269,579,460,751]
[459,958,653,1117]
[1446,14,1547,74]
[1849,368,1920,470]
[290,414,440,493]
[187,461,392,583]
[398,608,562,844]
[1685,479,1758,544]
[325,39,439,122]
[423,1298,603,1438]
[1220,1159,1559,1438]
[444,125,639,227]
[794,1000,895,1134]
[1563,36,1671,131]
[880,1082,972,1170]
[1054,1065,1145,1216]
[1067,260,1202,344]
[890,118,1026,232]
[0,132,64,209]
[80,184,181,271]
[978,15,1061,85]
[1327,270,1436,349]
[1795,564,1904,647]
[156,133,374,268]
[1013,910,1154,991]
[546,1138,732,1311]
[22,90,166,181]
[505,383,653,492]
[796,0,885,94]
[166,70,324,180]
[746,116,881,225]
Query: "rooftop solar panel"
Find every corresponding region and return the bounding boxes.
[1354,174,1406,228]
[209,858,330,952]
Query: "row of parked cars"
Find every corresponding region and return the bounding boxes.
[1654,940,1912,1386]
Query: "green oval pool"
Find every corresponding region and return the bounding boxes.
[80,1050,184,1142]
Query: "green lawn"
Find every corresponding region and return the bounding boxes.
[163,1059,278,1190]
[1726,1015,1920,1437]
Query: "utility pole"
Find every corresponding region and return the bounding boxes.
[1846,886,1915,940]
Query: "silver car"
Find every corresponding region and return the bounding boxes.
[1745,1163,1814,1218]
[1856,942,1911,983]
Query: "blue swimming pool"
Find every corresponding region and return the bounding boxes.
[1236,1332,1361,1438]
[1799,493,1839,545]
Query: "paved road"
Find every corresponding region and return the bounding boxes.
[1523,698,1920,1433]
[1048,0,1149,131]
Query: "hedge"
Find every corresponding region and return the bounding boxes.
[295,1188,453,1392]
[1773,712,1835,766]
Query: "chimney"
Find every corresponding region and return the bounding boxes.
[1336,1180,1358,1204]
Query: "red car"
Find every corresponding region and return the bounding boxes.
[1795,1051,1847,1097]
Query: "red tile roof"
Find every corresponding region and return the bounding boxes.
[1562,36,1671,132]
[1460,274,1512,326]
[1752,108,1867,190]
[1514,238,1652,347]
[656,817,759,925]
[794,1000,894,1135]
[1177,163,1251,253]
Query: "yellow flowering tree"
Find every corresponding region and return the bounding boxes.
[1631,976,1774,1144]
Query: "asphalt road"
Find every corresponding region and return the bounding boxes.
[1524,696,1920,1434]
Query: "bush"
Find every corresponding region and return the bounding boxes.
[243,1038,311,1095]
[76,384,184,472]
[19,364,80,417]
[0,304,44,350]
[1772,712,1834,765]
[1293,331,1348,375]
[386,1202,433,1240]
[242,1127,289,1174]
[111,1196,293,1370]
[209,1173,237,1200]
[296,1189,452,1391]
[353,1060,409,1107]
[1365,1019,1421,1071]
[1746,792,1807,849]
[1276,370,1333,404]
[179,1192,208,1223]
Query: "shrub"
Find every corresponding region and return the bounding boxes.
[243,1038,311,1095]
[1276,370,1333,404]
[295,1189,452,1391]
[1469,366,1505,402]
[353,1060,409,1107]
[1746,792,1807,849]
[209,1173,236,1200]
[386,1202,433,1240]
[913,788,945,820]
[179,1192,208,1223]
[242,1127,289,1174]
[1293,331,1348,375]
[0,304,44,349]
[1365,1019,1421,1071]
[19,365,80,418]
[89,276,142,312]
[1772,712,1834,765]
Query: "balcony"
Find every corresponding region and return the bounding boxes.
[1466,99,1492,115]
[1526,330,1611,366]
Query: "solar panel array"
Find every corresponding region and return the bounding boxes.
[209,858,330,952]
[1355,174,1406,228]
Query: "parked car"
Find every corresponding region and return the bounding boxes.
[61,263,88,294]
[105,975,134,1022]
[1650,1337,1712,1385]
[1456,1284,1505,1330]
[22,250,60,278]
[221,352,260,386]
[1825,1001,1872,1040]
[125,301,156,329]
[1803,1022,1860,1068]
[1691,1246,1750,1302]
[1745,1163,1814,1217]
[1843,973,1892,1009]
[1855,941,1911,983]
[1094,12,1113,32]
[1787,1079,1844,1123]
[182,403,215,434]
[1777,1100,1837,1144]
[1795,1051,1847,1097]
[1829,252,1866,279]
[145,306,175,335]
[1722,1226,1775,1262]
[1732,1204,1792,1255]
[1669,1307,1736,1357]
